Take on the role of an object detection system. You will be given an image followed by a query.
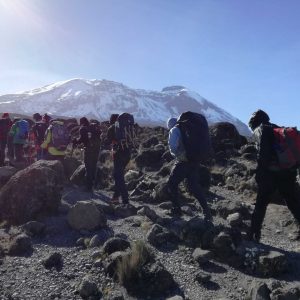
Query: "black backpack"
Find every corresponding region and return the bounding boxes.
[177,111,212,163]
[32,122,48,145]
[115,113,136,148]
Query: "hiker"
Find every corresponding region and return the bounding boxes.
[8,118,29,162]
[0,113,12,166]
[105,113,134,205]
[248,109,300,242]
[72,117,101,192]
[41,119,70,161]
[31,113,49,160]
[166,112,212,221]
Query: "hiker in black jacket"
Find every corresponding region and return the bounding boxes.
[248,109,300,242]
[105,114,130,205]
[73,117,101,192]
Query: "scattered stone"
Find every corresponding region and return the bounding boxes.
[166,296,184,300]
[137,206,159,222]
[78,276,101,299]
[257,251,288,277]
[213,231,235,258]
[0,166,18,187]
[195,270,211,284]
[270,284,300,300]
[21,221,46,237]
[42,252,63,270]
[247,281,271,300]
[67,201,107,231]
[114,204,137,219]
[227,212,243,227]
[192,248,214,264]
[8,234,32,256]
[147,224,178,248]
[102,238,131,255]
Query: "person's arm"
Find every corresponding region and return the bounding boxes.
[168,127,181,157]
[9,124,16,136]
[74,126,89,146]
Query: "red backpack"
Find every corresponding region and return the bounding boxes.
[273,127,300,169]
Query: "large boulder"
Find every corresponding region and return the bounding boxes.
[67,201,107,231]
[0,166,18,188]
[209,122,242,153]
[0,160,64,225]
[135,148,165,169]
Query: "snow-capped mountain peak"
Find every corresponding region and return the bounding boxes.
[0,79,251,136]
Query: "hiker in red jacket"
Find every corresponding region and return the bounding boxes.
[0,113,12,166]
[248,109,300,242]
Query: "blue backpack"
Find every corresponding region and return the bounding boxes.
[16,120,29,140]
[177,111,212,163]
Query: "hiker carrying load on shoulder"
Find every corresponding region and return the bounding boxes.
[0,113,12,166]
[105,113,135,205]
[31,113,49,160]
[41,119,70,161]
[166,112,212,221]
[72,117,102,192]
[248,109,300,242]
[9,118,29,163]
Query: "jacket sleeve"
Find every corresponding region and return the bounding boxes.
[75,126,89,146]
[168,127,182,157]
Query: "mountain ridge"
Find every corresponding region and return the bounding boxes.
[0,78,251,136]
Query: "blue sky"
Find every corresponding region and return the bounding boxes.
[0,0,300,127]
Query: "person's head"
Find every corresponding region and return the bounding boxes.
[167,117,177,130]
[248,109,270,131]
[33,113,42,122]
[79,117,89,126]
[42,113,52,124]
[13,117,20,124]
[110,114,119,125]
[2,112,9,119]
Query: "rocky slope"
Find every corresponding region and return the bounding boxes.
[0,123,299,300]
[0,79,251,136]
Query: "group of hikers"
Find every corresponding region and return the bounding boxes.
[1,109,300,243]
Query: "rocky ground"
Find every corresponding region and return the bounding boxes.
[1,123,300,300]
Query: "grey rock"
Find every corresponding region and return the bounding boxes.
[8,234,32,256]
[270,284,300,300]
[195,270,211,284]
[0,160,64,224]
[192,248,214,264]
[102,237,130,255]
[147,224,178,248]
[247,281,271,300]
[257,251,288,277]
[78,276,101,299]
[42,252,63,270]
[227,212,243,227]
[21,221,46,237]
[114,204,137,219]
[67,201,107,231]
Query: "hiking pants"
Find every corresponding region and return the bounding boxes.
[113,149,131,204]
[0,139,7,166]
[168,161,211,217]
[84,149,99,190]
[14,144,24,162]
[251,168,300,236]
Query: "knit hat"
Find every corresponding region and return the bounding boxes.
[167,117,177,130]
[248,109,270,131]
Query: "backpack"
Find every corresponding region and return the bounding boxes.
[177,111,212,163]
[50,121,70,151]
[273,127,300,169]
[16,120,29,140]
[32,122,48,145]
[115,113,136,148]
[0,118,11,140]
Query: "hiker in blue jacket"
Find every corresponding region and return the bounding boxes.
[167,117,212,220]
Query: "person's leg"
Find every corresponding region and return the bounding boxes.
[0,140,6,166]
[14,144,24,162]
[187,164,211,220]
[168,161,187,211]
[250,170,275,241]
[278,170,300,225]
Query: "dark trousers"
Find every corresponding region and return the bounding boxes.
[14,144,24,162]
[251,169,300,235]
[113,149,131,203]
[84,150,99,189]
[0,140,7,166]
[168,161,210,217]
